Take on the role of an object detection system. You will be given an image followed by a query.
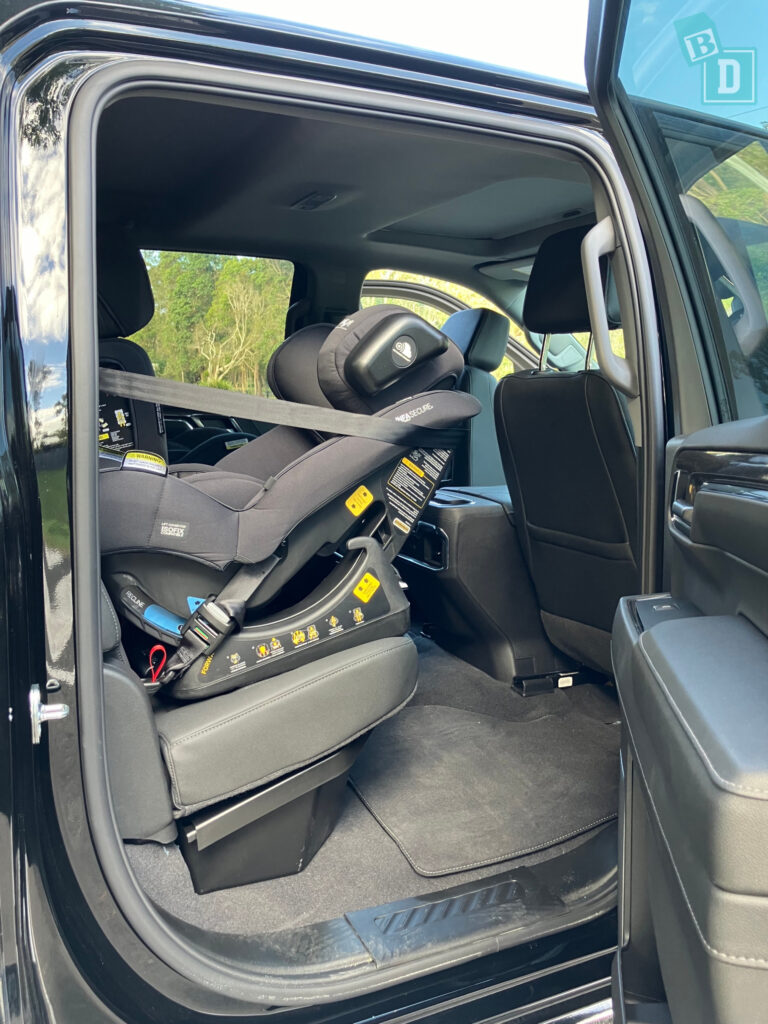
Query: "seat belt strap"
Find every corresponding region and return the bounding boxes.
[99,368,466,449]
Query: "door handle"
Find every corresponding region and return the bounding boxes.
[671,499,693,526]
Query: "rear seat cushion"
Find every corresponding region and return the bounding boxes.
[154,636,418,815]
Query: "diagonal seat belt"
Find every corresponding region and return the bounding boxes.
[99,369,467,449]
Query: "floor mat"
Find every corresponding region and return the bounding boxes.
[350,704,619,876]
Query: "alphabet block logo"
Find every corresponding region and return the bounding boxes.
[702,50,757,104]
[675,13,757,107]
[675,14,721,64]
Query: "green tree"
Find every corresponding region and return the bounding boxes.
[133,252,292,392]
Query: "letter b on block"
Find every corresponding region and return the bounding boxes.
[675,15,721,65]
[684,28,718,63]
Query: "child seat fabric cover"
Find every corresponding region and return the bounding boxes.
[101,305,477,570]
[100,387,478,571]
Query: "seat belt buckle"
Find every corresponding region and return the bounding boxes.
[145,598,244,690]
[180,599,241,657]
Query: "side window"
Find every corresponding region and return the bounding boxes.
[686,141,768,414]
[131,252,294,395]
[361,268,522,378]
[613,0,768,419]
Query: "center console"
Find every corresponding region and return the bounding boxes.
[398,486,576,685]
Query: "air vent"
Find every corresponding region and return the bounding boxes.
[290,191,338,211]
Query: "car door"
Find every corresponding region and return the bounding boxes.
[585,1,768,1022]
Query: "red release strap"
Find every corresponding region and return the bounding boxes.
[148,645,167,683]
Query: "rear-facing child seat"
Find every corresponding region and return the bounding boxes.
[100,305,478,701]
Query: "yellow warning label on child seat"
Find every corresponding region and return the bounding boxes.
[345,485,373,517]
[122,450,168,475]
[353,573,380,603]
[401,457,425,478]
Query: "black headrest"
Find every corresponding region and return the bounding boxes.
[523,225,622,337]
[523,226,592,335]
[97,234,154,338]
[316,305,464,414]
[267,324,335,406]
[442,308,509,372]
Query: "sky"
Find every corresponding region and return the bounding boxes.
[194,0,591,85]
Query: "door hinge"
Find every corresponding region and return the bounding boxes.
[29,684,69,745]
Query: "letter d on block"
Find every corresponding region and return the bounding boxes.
[717,58,741,94]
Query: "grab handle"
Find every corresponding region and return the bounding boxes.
[581,217,638,397]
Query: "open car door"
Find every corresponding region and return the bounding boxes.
[585,1,768,1021]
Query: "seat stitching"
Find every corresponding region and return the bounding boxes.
[158,734,182,808]
[582,373,636,561]
[100,583,121,650]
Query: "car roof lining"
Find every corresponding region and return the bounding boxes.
[96,91,595,294]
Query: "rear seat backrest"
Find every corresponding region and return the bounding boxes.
[97,233,167,460]
[441,307,509,486]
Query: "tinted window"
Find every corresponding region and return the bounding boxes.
[132,252,294,395]
[614,0,768,417]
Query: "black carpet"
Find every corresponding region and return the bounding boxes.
[351,704,619,876]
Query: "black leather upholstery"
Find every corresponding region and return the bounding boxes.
[99,338,168,462]
[442,307,509,486]
[443,308,508,372]
[495,227,639,673]
[523,225,592,335]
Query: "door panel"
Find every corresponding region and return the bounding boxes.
[586,1,768,1019]
[611,422,768,1022]
[668,420,768,633]
[613,598,768,1024]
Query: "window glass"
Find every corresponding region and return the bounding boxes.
[613,0,768,417]
[683,140,768,414]
[362,268,523,378]
[688,141,768,318]
[131,252,294,395]
[572,329,626,359]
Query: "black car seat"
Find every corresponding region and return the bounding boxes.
[493,226,639,674]
[97,234,168,461]
[100,305,479,701]
[441,307,509,486]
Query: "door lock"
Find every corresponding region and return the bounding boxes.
[29,684,69,745]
